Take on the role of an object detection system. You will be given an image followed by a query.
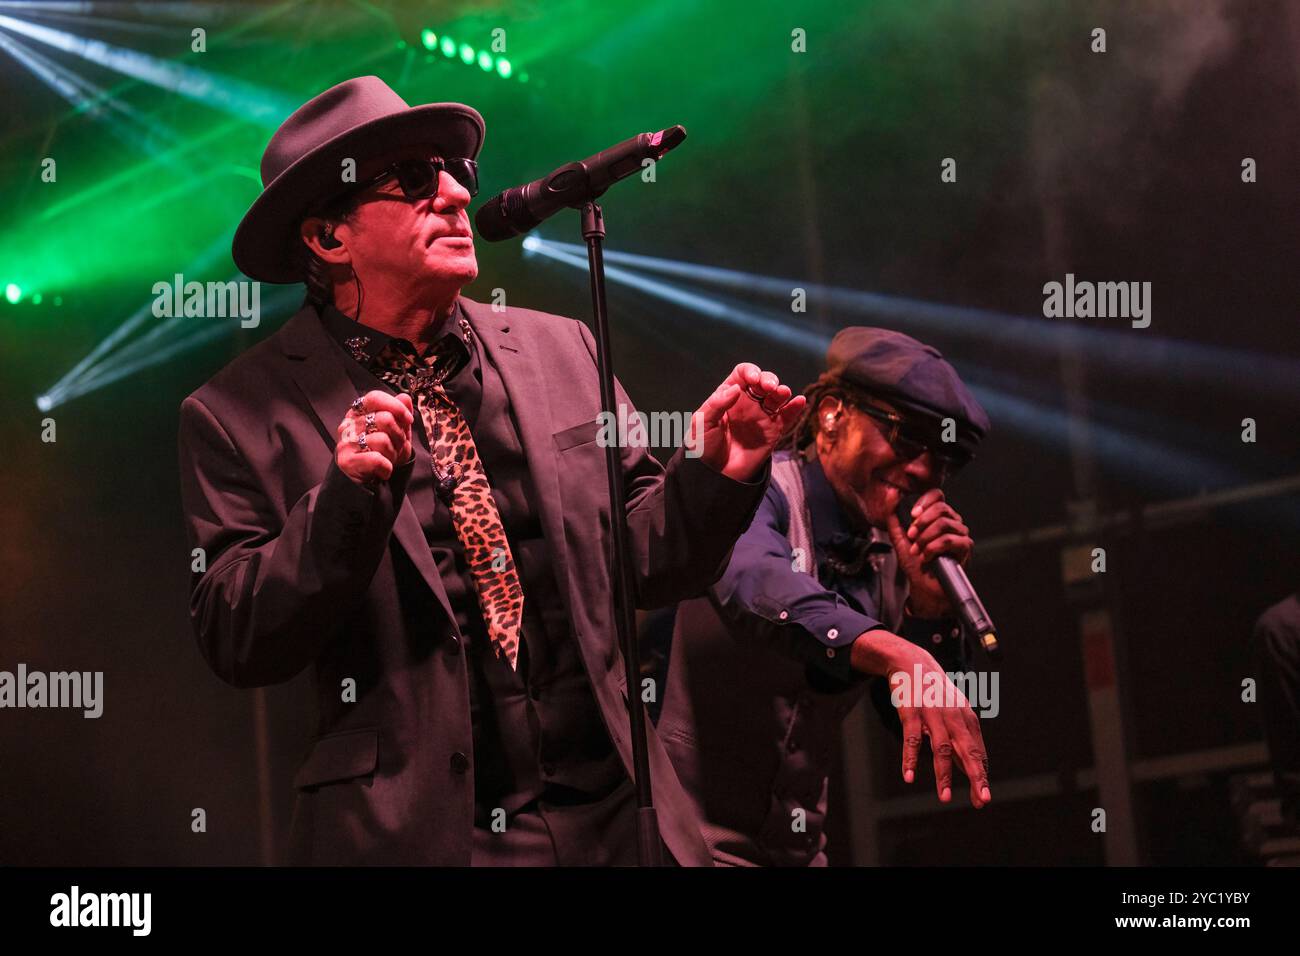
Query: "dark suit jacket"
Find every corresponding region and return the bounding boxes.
[177,295,767,865]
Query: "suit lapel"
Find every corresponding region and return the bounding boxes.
[279,303,456,627]
[459,297,574,614]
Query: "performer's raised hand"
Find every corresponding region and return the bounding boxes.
[693,363,806,480]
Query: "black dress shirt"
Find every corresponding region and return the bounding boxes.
[316,300,628,856]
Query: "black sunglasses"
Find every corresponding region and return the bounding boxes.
[349,156,479,203]
[856,402,973,479]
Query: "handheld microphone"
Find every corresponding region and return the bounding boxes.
[474,125,687,241]
[930,555,1000,660]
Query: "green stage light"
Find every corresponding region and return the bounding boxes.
[5,283,21,304]
[421,29,437,51]
[496,57,512,78]
[459,43,474,64]
[477,50,493,71]
[32,293,43,305]
[440,35,456,57]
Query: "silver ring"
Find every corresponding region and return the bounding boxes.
[350,396,365,412]
[364,412,377,434]
[357,433,369,452]
[745,384,780,417]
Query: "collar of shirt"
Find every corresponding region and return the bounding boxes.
[800,453,892,559]
[317,299,471,374]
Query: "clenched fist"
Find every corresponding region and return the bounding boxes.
[336,390,415,485]
[885,488,973,618]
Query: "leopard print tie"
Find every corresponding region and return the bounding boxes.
[364,324,524,671]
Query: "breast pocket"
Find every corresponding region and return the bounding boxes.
[553,417,601,452]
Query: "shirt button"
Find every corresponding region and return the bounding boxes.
[778,610,789,621]
[931,632,943,645]
[449,752,469,774]
[826,648,835,659]
[827,628,839,641]
[529,684,542,701]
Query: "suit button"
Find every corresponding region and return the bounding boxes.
[529,683,542,701]
[447,636,461,656]
[542,762,556,777]
[450,752,469,774]
[786,738,800,754]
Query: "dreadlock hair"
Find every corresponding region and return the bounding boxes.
[777,372,891,452]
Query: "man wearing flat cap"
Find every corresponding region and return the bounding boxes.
[659,327,994,866]
[177,76,805,866]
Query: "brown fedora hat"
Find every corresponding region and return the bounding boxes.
[232,75,485,283]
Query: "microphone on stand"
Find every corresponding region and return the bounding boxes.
[468,127,690,864]
[474,126,687,241]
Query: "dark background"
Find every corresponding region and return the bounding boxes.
[1,0,1297,864]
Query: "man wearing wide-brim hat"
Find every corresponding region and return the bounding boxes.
[179,75,805,865]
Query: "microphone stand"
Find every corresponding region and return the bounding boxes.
[580,200,663,866]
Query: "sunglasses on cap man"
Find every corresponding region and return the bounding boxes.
[855,398,974,482]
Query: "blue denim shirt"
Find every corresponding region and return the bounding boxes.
[714,450,966,686]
